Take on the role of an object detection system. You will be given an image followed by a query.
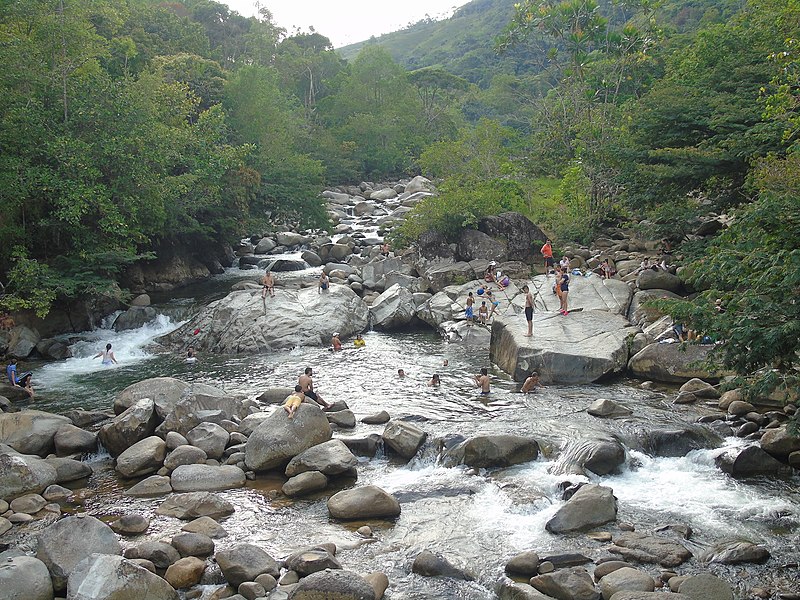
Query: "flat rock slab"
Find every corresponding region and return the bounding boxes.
[170,464,246,492]
[628,343,723,384]
[608,532,691,567]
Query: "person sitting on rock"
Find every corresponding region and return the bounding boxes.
[318,272,329,293]
[299,367,332,409]
[521,372,540,393]
[484,262,497,283]
[6,359,34,398]
[283,385,305,419]
[600,258,616,279]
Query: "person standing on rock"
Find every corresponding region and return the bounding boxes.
[6,358,34,398]
[299,367,332,409]
[93,343,118,366]
[541,240,554,275]
[486,289,500,320]
[261,270,275,298]
[475,368,491,395]
[478,301,489,325]
[318,272,329,293]
[522,285,534,337]
[465,292,475,324]
[558,269,570,315]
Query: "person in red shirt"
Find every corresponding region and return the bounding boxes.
[541,240,554,274]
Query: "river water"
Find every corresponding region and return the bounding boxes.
[20,269,800,599]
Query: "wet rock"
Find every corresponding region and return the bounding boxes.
[546,484,618,533]
[0,410,72,456]
[0,554,53,600]
[125,541,180,570]
[588,399,633,418]
[412,550,474,581]
[42,483,72,501]
[540,553,592,569]
[341,434,382,457]
[181,516,228,538]
[328,485,401,520]
[0,452,58,498]
[37,515,122,592]
[530,567,600,600]
[718,390,741,411]
[679,378,719,399]
[165,556,206,589]
[216,544,279,588]
[156,492,235,520]
[505,551,540,576]
[552,438,625,476]
[361,411,390,424]
[363,572,389,599]
[760,425,800,458]
[599,567,655,599]
[327,409,356,428]
[608,532,691,567]
[284,548,342,576]
[608,594,691,600]
[239,581,267,600]
[10,492,47,514]
[255,572,277,591]
[702,540,770,564]
[727,400,755,416]
[125,474,172,496]
[116,435,166,478]
[285,439,357,477]
[593,561,634,581]
[498,578,558,600]
[446,435,539,468]
[287,569,375,600]
[164,445,208,470]
[715,445,793,477]
[99,398,158,457]
[382,420,427,459]
[114,378,215,417]
[369,284,416,329]
[186,422,229,460]
[171,532,215,557]
[109,513,150,536]
[635,426,721,458]
[159,393,249,437]
[282,471,328,497]
[628,343,720,384]
[113,306,157,331]
[677,573,733,600]
[245,403,332,472]
[67,554,178,600]
[54,424,97,456]
[43,456,91,483]
[170,464,246,492]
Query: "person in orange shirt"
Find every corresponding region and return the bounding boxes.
[541,240,554,274]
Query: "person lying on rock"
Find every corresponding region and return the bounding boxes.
[6,359,34,398]
[283,386,305,419]
[299,367,333,409]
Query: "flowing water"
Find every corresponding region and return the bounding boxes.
[18,271,800,599]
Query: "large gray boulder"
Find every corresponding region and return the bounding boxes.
[284,548,342,576]
[67,554,179,600]
[99,398,158,457]
[37,515,122,592]
[161,285,369,352]
[636,269,683,293]
[245,403,332,471]
[608,532,692,567]
[216,544,279,588]
[382,421,427,459]
[702,540,769,564]
[288,569,375,600]
[415,291,455,328]
[0,555,53,600]
[369,284,416,330]
[627,290,683,328]
[54,424,97,456]
[328,485,401,520]
[113,306,157,331]
[170,464,246,492]
[530,567,600,600]
[628,343,722,384]
[282,471,328,497]
[155,492,235,520]
[423,261,475,293]
[478,212,546,262]
[551,438,626,476]
[116,436,166,478]
[760,425,800,459]
[114,377,225,418]
[0,410,72,456]
[546,484,617,533]
[599,567,655,599]
[164,445,207,470]
[6,325,41,358]
[456,229,507,262]
[158,393,249,437]
[0,452,58,499]
[715,445,793,477]
[412,550,474,581]
[677,573,733,600]
[185,422,229,460]
[443,435,539,468]
[285,439,357,477]
[44,456,92,483]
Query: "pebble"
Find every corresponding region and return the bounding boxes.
[587,531,612,542]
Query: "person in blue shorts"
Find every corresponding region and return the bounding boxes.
[465,291,475,324]
[6,359,34,398]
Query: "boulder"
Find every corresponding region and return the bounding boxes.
[44,456,92,483]
[155,492,235,520]
[98,398,158,457]
[677,573,733,600]
[504,551,540,576]
[6,325,41,358]
[327,409,356,428]
[382,420,427,459]
[116,436,166,478]
[161,285,369,352]
[587,399,632,418]
[0,410,72,456]
[164,556,206,589]
[636,270,683,293]
[443,435,539,468]
[498,579,559,600]
[328,485,401,520]
[276,231,308,247]
[633,426,721,458]
[546,484,617,533]
[287,569,376,600]
[113,306,157,331]
[282,471,328,497]
[609,594,691,600]
[679,378,719,399]
[627,290,683,329]
[125,475,172,497]
[530,567,600,600]
[715,445,793,477]
[477,212,546,262]
[10,492,47,514]
[171,532,214,557]
[254,237,277,254]
[186,422,229,460]
[109,514,151,536]
[66,554,178,600]
[123,248,211,293]
[245,403,332,471]
[702,541,769,564]
[369,284,416,330]
[216,544,279,588]
[760,425,800,458]
[628,343,721,384]
[551,438,626,476]
[54,424,97,456]
[164,445,208,470]
[599,567,655,600]
[423,261,476,293]
[411,550,473,581]
[0,452,58,499]
[608,532,692,567]
[181,516,228,538]
[0,555,53,600]
[285,548,341,576]
[114,377,225,418]
[124,541,180,570]
[456,229,507,262]
[405,175,434,194]
[158,393,248,437]
[285,439,357,477]
[170,464,246,492]
[37,515,122,592]
[415,292,455,328]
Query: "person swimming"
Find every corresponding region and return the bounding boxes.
[185,347,198,363]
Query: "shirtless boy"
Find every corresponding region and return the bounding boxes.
[262,271,275,298]
[475,368,490,395]
[522,285,534,337]
[522,372,540,393]
[298,367,332,409]
[283,385,305,418]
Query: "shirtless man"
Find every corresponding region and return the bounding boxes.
[521,371,540,393]
[475,368,490,395]
[298,367,332,409]
[522,285,534,337]
[262,270,275,298]
[465,292,475,324]
[318,272,330,293]
[331,332,342,351]
[283,385,305,419]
